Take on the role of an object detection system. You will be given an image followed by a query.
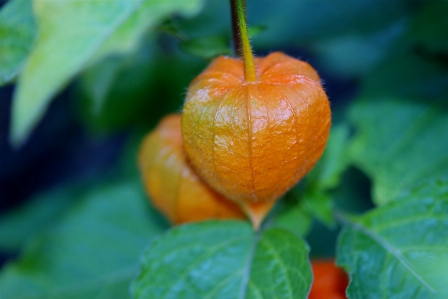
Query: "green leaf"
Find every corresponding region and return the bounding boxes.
[0,0,36,85]
[300,190,335,227]
[271,198,312,237]
[247,25,267,38]
[362,46,448,99]
[0,185,81,251]
[10,0,205,146]
[348,1,448,206]
[311,21,405,78]
[285,125,350,227]
[0,180,169,299]
[336,178,448,299]
[307,124,351,190]
[132,222,312,299]
[349,97,448,205]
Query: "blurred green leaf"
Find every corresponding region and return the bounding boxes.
[0,180,168,299]
[286,125,350,227]
[336,178,448,299]
[349,97,448,206]
[180,35,230,60]
[132,221,312,299]
[10,0,205,146]
[300,190,334,227]
[362,1,448,99]
[311,20,405,78]
[271,197,312,237]
[363,50,448,99]
[0,0,36,85]
[307,124,351,190]
[348,1,448,206]
[247,25,267,38]
[0,185,81,251]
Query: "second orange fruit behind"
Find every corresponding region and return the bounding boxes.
[138,114,245,225]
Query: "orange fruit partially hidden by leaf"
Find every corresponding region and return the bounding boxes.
[138,114,245,225]
[181,52,331,228]
[309,260,349,299]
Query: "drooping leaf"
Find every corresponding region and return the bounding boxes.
[132,221,312,299]
[10,0,205,146]
[336,178,448,299]
[0,180,169,299]
[0,0,36,85]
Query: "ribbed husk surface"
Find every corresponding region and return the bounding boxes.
[182,52,331,226]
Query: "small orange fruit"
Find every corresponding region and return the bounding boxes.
[138,114,245,225]
[309,260,349,299]
[181,52,331,228]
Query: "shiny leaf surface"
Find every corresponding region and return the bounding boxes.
[132,221,312,299]
[337,178,448,299]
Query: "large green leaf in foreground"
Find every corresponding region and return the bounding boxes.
[0,180,168,299]
[11,0,204,146]
[132,221,312,299]
[337,178,448,299]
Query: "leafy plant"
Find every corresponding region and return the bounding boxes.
[0,0,447,298]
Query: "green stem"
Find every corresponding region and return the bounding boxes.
[233,0,257,82]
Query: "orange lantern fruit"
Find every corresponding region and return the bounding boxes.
[181,52,331,228]
[138,114,245,225]
[309,260,349,299]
